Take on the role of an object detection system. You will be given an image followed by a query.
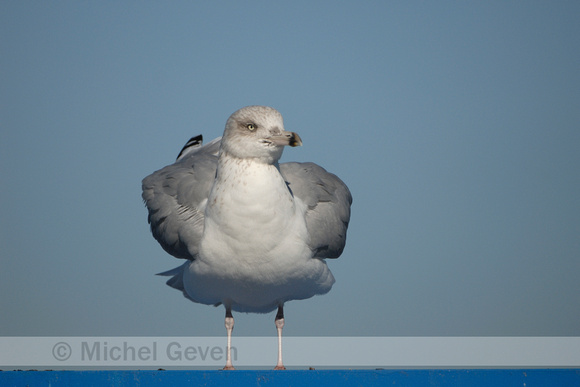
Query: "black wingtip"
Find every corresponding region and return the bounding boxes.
[176,134,203,160]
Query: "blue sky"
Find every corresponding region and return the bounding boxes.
[1,1,579,339]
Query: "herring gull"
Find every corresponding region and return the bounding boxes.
[142,106,352,369]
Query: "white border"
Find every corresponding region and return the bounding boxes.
[1,337,579,368]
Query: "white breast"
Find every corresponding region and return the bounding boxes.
[184,154,335,312]
[200,156,302,260]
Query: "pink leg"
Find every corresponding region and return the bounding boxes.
[274,305,286,370]
[223,308,235,370]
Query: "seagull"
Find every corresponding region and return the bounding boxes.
[142,106,352,370]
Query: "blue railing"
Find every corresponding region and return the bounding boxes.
[1,369,580,386]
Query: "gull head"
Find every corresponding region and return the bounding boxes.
[220,106,302,164]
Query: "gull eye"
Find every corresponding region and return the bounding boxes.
[246,123,257,131]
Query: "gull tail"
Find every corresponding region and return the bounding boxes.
[157,262,195,302]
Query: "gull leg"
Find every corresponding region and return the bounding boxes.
[223,308,235,370]
[274,305,286,370]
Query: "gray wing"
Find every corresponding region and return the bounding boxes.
[141,135,220,260]
[280,162,352,259]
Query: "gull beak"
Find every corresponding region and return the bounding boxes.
[269,131,303,147]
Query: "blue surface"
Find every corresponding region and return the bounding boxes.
[1,370,579,386]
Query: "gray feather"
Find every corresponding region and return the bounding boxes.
[142,137,351,262]
[141,137,220,260]
[280,162,352,258]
